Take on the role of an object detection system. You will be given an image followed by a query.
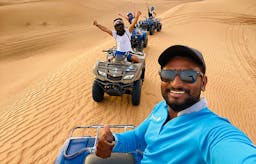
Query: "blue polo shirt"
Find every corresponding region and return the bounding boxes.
[113,99,256,163]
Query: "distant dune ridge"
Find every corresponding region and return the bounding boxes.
[0,0,256,163]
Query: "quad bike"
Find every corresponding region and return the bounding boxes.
[137,19,148,31]
[138,17,162,35]
[54,125,143,164]
[131,27,148,52]
[92,48,146,105]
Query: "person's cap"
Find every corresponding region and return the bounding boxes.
[127,12,133,17]
[113,18,124,26]
[158,45,206,73]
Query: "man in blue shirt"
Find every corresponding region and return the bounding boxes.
[95,45,256,163]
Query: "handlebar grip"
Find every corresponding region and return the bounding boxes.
[102,50,113,53]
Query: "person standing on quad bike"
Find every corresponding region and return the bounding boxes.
[148,5,156,18]
[118,12,135,24]
[93,11,142,63]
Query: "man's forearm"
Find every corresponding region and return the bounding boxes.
[94,23,112,35]
[96,24,106,31]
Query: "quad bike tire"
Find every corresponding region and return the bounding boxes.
[132,80,142,105]
[131,40,136,48]
[157,24,162,32]
[143,37,148,48]
[136,41,144,52]
[141,67,145,82]
[92,80,104,102]
[149,26,154,35]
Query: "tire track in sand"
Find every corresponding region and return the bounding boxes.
[0,51,95,163]
[162,11,256,26]
[224,10,256,141]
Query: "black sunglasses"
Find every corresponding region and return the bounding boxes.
[159,69,204,83]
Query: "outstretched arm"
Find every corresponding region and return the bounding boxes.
[153,11,157,17]
[147,3,150,13]
[93,20,112,36]
[129,11,141,33]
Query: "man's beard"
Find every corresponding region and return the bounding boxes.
[116,29,125,36]
[163,88,200,113]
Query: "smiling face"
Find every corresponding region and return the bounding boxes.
[160,56,207,112]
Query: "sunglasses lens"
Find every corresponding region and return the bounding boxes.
[160,70,175,82]
[180,70,198,83]
[160,70,201,83]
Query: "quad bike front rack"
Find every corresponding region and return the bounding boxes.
[62,125,135,159]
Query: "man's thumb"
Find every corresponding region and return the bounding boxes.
[104,125,112,134]
[104,125,113,142]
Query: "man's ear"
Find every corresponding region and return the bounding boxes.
[201,75,207,91]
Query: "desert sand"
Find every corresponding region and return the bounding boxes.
[0,0,256,163]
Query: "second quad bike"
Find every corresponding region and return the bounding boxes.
[138,17,162,35]
[92,48,146,105]
[131,27,148,52]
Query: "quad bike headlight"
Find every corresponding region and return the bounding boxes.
[97,70,107,77]
[123,74,134,80]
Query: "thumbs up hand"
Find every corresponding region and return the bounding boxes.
[95,125,115,158]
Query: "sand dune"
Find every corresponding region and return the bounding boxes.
[0,0,256,163]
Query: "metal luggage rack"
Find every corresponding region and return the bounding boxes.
[63,125,135,159]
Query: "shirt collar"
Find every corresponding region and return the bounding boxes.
[177,97,208,116]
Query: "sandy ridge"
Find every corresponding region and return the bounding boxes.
[0,24,92,59]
